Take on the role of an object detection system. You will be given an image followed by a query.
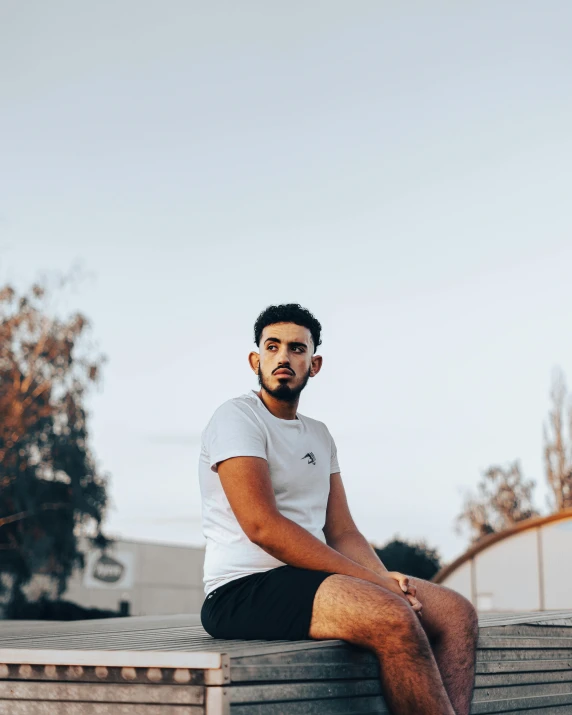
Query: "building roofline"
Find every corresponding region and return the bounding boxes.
[79,534,206,551]
[433,508,572,584]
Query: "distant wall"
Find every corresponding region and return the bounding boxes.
[60,539,206,616]
[438,515,572,612]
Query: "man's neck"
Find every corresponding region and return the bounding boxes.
[256,390,299,420]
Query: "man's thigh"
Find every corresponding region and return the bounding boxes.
[309,574,417,645]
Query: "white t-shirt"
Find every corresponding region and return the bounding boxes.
[199,391,340,595]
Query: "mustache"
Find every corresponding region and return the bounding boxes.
[272,366,295,375]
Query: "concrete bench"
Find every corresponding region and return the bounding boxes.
[0,610,571,713]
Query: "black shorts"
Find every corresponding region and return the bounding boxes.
[201,565,333,641]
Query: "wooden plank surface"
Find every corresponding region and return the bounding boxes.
[0,610,571,714]
[477,612,572,627]
[2,611,569,653]
[0,616,202,639]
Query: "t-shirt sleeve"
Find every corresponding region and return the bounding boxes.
[204,400,267,472]
[329,432,340,475]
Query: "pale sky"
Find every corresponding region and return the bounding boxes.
[1,1,572,563]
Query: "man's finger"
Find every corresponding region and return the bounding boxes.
[400,576,409,592]
[406,594,422,609]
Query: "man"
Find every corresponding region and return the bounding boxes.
[199,304,478,715]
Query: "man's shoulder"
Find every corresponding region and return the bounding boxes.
[205,392,260,428]
[221,391,259,412]
[201,393,268,463]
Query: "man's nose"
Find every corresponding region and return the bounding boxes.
[276,348,291,364]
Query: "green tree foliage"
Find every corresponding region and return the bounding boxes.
[374,537,442,580]
[0,282,108,613]
[456,461,538,543]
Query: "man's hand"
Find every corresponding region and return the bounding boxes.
[387,572,423,615]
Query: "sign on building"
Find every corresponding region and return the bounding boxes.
[83,550,135,590]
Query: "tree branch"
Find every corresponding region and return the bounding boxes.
[0,503,71,529]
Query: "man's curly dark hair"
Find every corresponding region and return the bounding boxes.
[254,304,322,353]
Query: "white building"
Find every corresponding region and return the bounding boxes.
[434,509,572,612]
[62,538,206,616]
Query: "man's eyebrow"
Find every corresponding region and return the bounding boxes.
[263,337,308,348]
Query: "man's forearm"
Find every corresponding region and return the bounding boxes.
[328,529,388,576]
[254,515,407,601]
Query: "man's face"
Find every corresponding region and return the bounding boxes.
[250,322,321,402]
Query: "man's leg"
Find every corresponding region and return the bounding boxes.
[411,578,479,715]
[309,574,455,715]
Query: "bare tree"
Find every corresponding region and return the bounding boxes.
[457,461,538,543]
[543,368,572,511]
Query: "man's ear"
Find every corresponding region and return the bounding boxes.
[310,354,323,377]
[248,351,260,374]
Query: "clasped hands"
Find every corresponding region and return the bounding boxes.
[385,571,423,615]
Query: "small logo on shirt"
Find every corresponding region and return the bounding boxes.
[302,452,316,465]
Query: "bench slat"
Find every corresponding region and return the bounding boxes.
[476,659,572,674]
[230,679,381,703]
[0,682,204,704]
[473,680,572,701]
[230,663,379,682]
[475,669,572,687]
[0,703,203,715]
[230,695,389,714]
[477,649,572,662]
[470,691,572,713]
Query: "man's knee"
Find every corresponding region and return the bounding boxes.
[439,585,478,630]
[310,574,425,647]
[456,592,479,638]
[414,577,478,641]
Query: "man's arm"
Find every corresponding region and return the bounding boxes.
[323,472,420,609]
[326,530,388,573]
[217,456,418,606]
[323,472,389,576]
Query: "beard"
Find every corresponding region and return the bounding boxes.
[258,365,311,403]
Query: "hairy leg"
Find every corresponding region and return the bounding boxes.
[309,574,455,715]
[411,578,479,715]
